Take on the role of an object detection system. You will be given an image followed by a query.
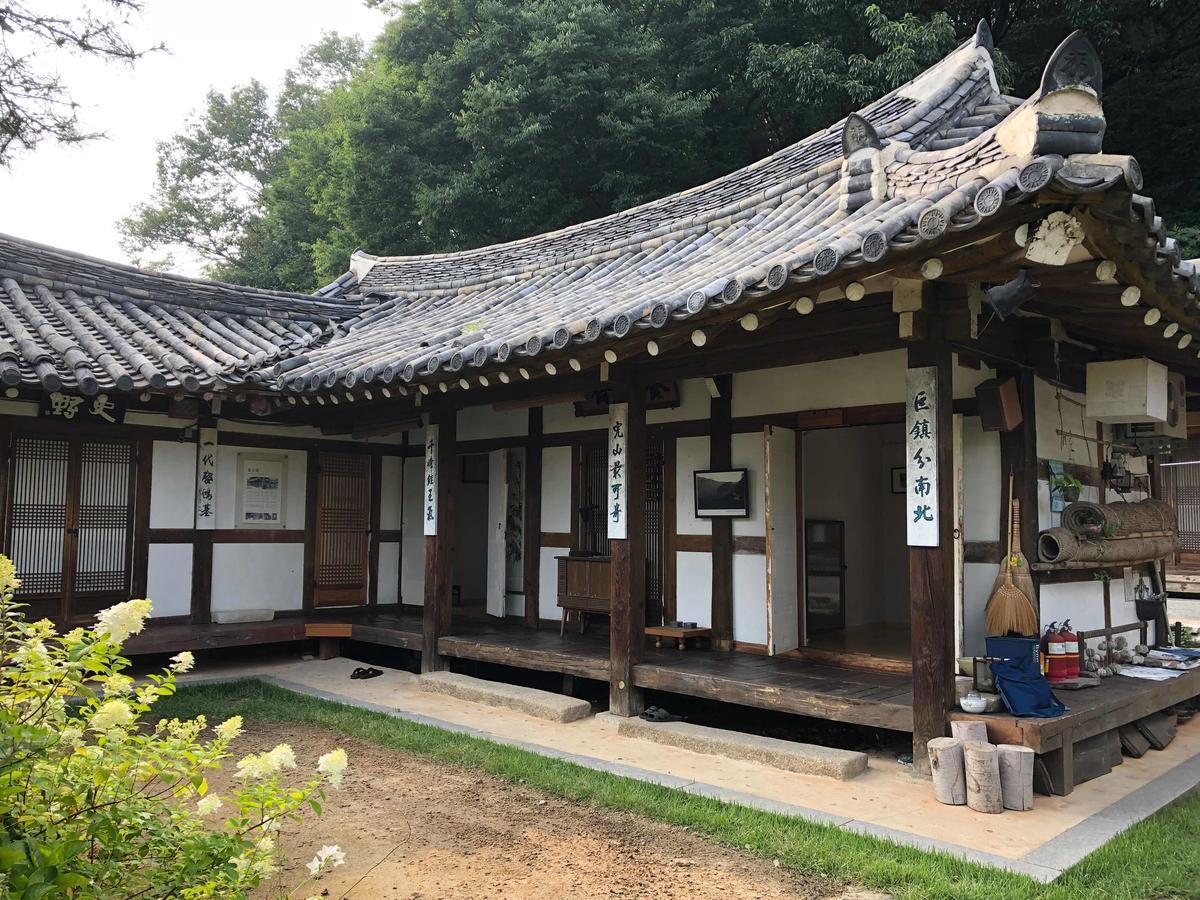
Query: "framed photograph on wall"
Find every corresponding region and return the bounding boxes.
[693,468,750,518]
[235,453,287,528]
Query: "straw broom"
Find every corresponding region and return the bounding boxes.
[985,475,1040,636]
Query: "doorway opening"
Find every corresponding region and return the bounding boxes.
[452,453,491,615]
[801,423,910,661]
[452,449,525,621]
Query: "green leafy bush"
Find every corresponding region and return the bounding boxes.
[0,555,348,898]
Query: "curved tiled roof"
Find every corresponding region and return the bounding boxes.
[0,234,352,394]
[277,24,1173,395]
[5,25,1200,403]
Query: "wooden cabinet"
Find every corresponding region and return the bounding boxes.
[556,555,611,633]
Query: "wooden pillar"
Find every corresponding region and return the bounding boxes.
[998,366,1038,585]
[709,374,733,650]
[190,533,213,625]
[523,407,543,627]
[908,335,955,776]
[191,418,216,625]
[422,406,456,672]
[131,437,153,599]
[367,453,382,605]
[609,381,647,716]
[302,450,319,612]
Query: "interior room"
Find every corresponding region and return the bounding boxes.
[452,452,491,615]
[803,423,911,660]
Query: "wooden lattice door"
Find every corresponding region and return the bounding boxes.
[5,434,137,622]
[314,452,371,607]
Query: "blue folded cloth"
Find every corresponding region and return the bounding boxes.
[990,655,1067,718]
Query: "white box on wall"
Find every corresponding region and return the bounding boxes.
[1085,359,1168,423]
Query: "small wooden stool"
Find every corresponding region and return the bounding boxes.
[645,625,711,650]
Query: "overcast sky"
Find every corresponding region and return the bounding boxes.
[0,1,386,274]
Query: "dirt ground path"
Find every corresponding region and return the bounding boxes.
[220,722,854,899]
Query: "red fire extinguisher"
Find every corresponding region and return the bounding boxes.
[1040,622,1057,676]
[1060,619,1080,679]
[1047,622,1070,683]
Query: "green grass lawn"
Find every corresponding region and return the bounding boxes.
[159,680,1200,900]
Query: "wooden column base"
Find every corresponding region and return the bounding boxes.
[609,676,644,717]
[317,636,342,661]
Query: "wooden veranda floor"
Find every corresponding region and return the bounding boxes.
[128,608,913,732]
[436,617,913,732]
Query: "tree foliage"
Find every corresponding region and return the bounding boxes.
[0,0,160,166]
[120,0,1200,291]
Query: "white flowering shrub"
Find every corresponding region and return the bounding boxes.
[0,556,348,898]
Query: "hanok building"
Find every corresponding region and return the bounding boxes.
[1,25,1197,789]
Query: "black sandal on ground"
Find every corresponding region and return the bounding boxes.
[350,667,368,680]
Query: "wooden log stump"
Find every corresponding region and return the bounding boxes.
[928,737,966,805]
[963,741,1003,814]
[997,744,1035,811]
[951,720,989,743]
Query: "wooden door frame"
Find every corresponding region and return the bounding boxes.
[2,425,146,623]
[792,417,913,674]
[312,450,373,608]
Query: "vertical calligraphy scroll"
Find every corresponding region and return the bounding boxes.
[195,427,218,530]
[906,366,939,547]
[423,424,439,536]
[607,402,628,539]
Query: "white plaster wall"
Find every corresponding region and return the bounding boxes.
[146,543,192,618]
[401,455,426,604]
[731,431,765,538]
[210,544,303,612]
[647,377,709,425]
[1040,580,1116,638]
[676,436,712,535]
[214,446,306,530]
[1035,378,1097,464]
[457,404,527,441]
[539,547,561,620]
[733,351,906,417]
[149,441,196,528]
[545,400,605,434]
[380,456,404,530]
[952,359,996,399]
[733,349,991,419]
[962,417,1002,542]
[962,562,994,656]
[541,446,573,532]
[377,542,400,606]
[732,553,767,645]
[675,550,712,626]
[505,591,525,617]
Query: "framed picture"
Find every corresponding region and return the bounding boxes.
[235,453,287,528]
[890,466,905,494]
[693,468,750,518]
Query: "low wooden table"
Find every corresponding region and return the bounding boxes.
[645,625,711,650]
[949,667,1200,795]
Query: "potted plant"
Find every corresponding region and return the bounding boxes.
[1050,471,1084,503]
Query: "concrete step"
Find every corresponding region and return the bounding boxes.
[613,715,868,780]
[418,671,593,723]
